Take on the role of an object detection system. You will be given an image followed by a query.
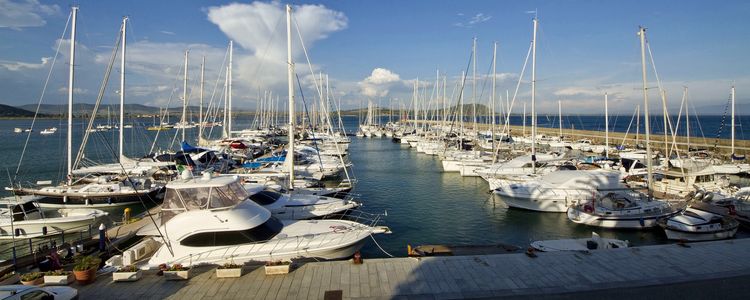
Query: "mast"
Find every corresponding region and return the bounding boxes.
[661,90,668,157]
[638,26,654,194]
[605,92,609,157]
[181,50,188,142]
[228,40,234,138]
[491,42,497,154]
[199,56,205,140]
[523,102,526,137]
[119,16,127,162]
[286,4,295,189]
[222,67,228,138]
[531,17,538,174]
[685,87,690,153]
[731,85,736,157]
[472,37,477,127]
[66,6,78,185]
[558,100,562,138]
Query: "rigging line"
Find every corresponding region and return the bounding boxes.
[205,46,229,139]
[295,73,325,173]
[293,14,325,102]
[74,23,123,170]
[95,130,172,256]
[148,60,184,154]
[14,12,72,183]
[251,13,284,92]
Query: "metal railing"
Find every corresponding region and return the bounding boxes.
[0,222,97,268]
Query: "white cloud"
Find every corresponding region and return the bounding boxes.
[0,0,60,29]
[454,13,492,28]
[57,86,88,95]
[159,30,175,35]
[0,56,50,71]
[358,68,405,98]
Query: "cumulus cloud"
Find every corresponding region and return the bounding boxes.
[0,57,51,71]
[0,0,60,29]
[358,68,404,98]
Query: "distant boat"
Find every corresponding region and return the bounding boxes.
[40,127,57,135]
[13,128,23,133]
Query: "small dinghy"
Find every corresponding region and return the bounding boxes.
[531,232,629,252]
[658,201,739,241]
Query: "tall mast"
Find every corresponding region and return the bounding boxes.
[558,100,562,138]
[119,16,127,162]
[228,40,234,138]
[661,90,668,157]
[223,67,228,138]
[531,17,538,174]
[685,87,690,153]
[491,42,497,154]
[731,85,736,157]
[199,56,205,141]
[472,37,477,127]
[523,102,526,137]
[181,50,188,142]
[605,92,609,157]
[67,6,78,185]
[286,4,295,189]
[638,26,654,194]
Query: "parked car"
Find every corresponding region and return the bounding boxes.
[0,285,78,300]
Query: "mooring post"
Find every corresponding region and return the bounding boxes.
[98,223,106,252]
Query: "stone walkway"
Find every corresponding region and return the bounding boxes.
[77,238,750,299]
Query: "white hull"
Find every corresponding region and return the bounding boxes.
[495,195,569,212]
[567,208,664,229]
[663,227,738,241]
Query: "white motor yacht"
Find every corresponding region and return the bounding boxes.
[242,183,359,220]
[119,172,389,269]
[0,195,108,239]
[493,170,624,212]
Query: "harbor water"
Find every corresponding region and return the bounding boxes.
[1,115,749,260]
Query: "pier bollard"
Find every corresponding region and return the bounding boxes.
[98,223,106,252]
[123,207,132,224]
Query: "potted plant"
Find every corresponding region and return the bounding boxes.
[163,264,191,280]
[216,263,243,278]
[112,265,142,282]
[20,272,44,286]
[73,255,101,284]
[0,272,20,285]
[43,270,75,285]
[264,260,291,275]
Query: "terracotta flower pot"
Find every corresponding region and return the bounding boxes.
[73,268,97,284]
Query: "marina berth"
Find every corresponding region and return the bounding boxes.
[659,201,740,241]
[567,189,677,229]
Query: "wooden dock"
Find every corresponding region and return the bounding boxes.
[77,238,750,299]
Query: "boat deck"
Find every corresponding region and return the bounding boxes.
[77,238,750,299]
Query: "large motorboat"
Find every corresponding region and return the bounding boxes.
[567,189,677,229]
[11,177,163,208]
[116,172,389,268]
[493,170,624,212]
[0,195,108,239]
[658,201,739,241]
[242,182,359,220]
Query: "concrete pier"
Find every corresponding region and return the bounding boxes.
[78,238,750,299]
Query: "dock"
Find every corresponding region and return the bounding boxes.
[78,238,750,299]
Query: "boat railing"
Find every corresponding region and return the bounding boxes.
[0,222,98,269]
[168,219,377,265]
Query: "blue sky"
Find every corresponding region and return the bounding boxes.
[0,0,749,114]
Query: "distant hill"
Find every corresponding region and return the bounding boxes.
[0,104,52,117]
[339,103,496,116]
[14,103,246,117]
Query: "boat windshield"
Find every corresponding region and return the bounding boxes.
[248,190,283,205]
[162,182,249,224]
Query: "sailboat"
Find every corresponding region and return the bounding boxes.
[712,86,750,174]
[10,10,163,207]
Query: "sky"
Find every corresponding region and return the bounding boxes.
[0,0,749,114]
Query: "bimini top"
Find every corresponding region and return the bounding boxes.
[162,174,249,224]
